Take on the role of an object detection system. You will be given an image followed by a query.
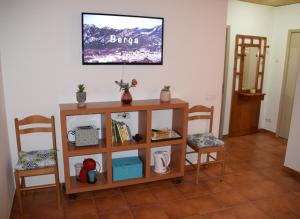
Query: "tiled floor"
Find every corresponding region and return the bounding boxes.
[10,133,300,219]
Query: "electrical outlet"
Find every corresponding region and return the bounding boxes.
[265,118,272,123]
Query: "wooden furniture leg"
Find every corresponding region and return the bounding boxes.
[205,153,210,169]
[54,167,62,209]
[221,151,226,181]
[14,172,23,214]
[21,176,25,188]
[20,176,25,196]
[196,152,201,184]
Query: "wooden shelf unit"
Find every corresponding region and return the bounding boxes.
[60,98,188,194]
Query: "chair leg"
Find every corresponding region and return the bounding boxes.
[14,172,23,214]
[20,176,26,196]
[196,152,201,184]
[54,167,62,209]
[205,153,210,169]
[220,151,226,181]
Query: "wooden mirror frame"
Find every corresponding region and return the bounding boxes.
[232,34,268,95]
[229,34,269,137]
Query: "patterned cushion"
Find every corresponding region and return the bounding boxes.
[15,149,56,170]
[187,133,224,148]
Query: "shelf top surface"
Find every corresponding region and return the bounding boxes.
[60,98,188,113]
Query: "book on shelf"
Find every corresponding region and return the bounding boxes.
[117,122,126,143]
[151,128,182,142]
[112,120,132,144]
[121,123,130,142]
[114,121,122,143]
[111,120,114,143]
[126,124,132,140]
[112,120,118,142]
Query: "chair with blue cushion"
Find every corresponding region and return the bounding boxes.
[14,115,61,213]
[185,105,225,184]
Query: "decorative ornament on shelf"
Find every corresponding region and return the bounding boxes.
[160,85,171,102]
[76,84,86,107]
[115,79,137,104]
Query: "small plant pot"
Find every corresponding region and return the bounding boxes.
[76,92,86,107]
[160,90,171,102]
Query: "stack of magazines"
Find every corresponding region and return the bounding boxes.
[151,129,181,142]
[112,120,132,144]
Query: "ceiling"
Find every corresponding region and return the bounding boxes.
[239,0,300,7]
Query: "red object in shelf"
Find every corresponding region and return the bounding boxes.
[79,159,96,183]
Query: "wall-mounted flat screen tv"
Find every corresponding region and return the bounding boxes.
[82,13,164,65]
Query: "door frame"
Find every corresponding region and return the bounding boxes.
[276,29,300,137]
[219,25,231,139]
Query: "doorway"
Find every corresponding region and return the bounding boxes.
[219,26,230,139]
[277,30,300,139]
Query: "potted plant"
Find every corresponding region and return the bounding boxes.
[115,79,137,104]
[160,85,171,102]
[76,84,86,107]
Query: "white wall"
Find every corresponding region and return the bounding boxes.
[0,0,228,184]
[284,63,300,171]
[0,55,14,219]
[224,0,273,134]
[224,1,300,135]
[264,3,300,131]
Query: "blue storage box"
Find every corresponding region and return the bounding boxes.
[112,156,143,181]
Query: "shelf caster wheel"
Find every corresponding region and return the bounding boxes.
[68,194,78,200]
[172,177,183,184]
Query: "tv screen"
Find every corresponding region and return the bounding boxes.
[82,13,164,65]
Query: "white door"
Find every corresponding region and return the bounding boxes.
[278,31,300,139]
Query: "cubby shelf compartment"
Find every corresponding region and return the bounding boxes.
[69,172,108,193]
[67,139,107,157]
[150,143,184,181]
[60,99,188,194]
[112,148,147,181]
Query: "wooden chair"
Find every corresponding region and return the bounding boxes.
[14,115,61,213]
[185,105,225,184]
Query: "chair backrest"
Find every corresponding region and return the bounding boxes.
[15,115,57,152]
[188,105,214,133]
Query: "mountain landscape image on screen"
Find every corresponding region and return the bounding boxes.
[83,24,163,64]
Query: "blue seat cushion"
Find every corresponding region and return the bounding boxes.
[187,133,224,148]
[15,149,56,171]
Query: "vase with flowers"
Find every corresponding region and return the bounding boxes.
[115,79,138,104]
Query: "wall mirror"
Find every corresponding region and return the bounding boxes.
[243,47,259,90]
[232,34,268,95]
